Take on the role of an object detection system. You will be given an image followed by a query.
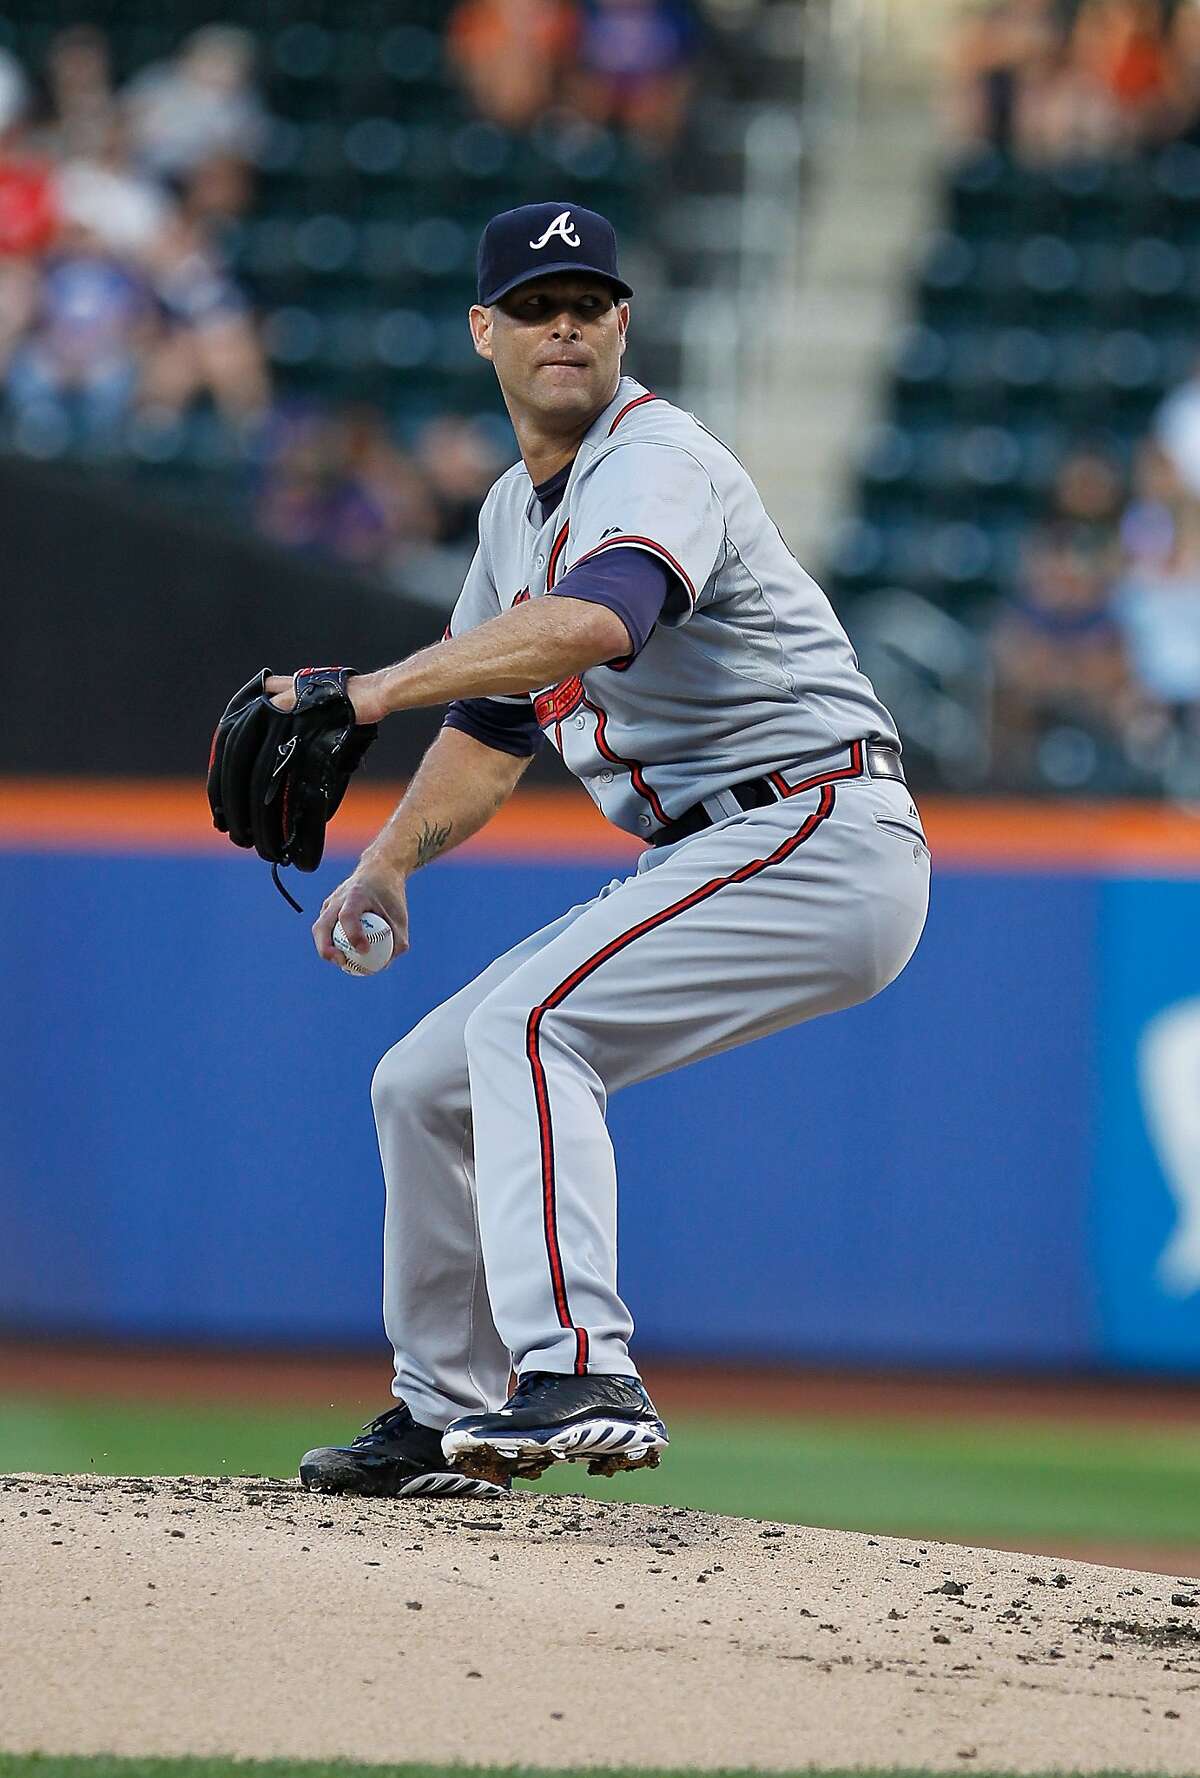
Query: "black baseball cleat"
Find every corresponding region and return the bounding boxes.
[299,1401,510,1498]
[441,1371,670,1485]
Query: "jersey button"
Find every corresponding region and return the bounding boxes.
[599,769,613,784]
[638,815,652,828]
[573,715,586,729]
[535,554,545,568]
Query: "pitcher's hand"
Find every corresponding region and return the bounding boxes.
[314,872,409,962]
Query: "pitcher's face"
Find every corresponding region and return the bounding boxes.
[470,275,628,427]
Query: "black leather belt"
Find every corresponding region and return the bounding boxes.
[651,740,905,849]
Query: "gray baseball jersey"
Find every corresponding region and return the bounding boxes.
[447,375,900,836]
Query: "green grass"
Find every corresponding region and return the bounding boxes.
[4,1394,1200,1548]
[0,1760,1173,1778]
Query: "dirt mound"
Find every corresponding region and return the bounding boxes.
[1,1473,1197,1772]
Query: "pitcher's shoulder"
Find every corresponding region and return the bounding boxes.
[587,393,727,473]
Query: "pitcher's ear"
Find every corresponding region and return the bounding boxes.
[469,303,493,360]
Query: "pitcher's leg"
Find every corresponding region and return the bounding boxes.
[463,783,930,1381]
[372,898,604,1428]
[373,1015,508,1429]
[464,1000,627,1377]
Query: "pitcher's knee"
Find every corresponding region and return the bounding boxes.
[371,1016,467,1128]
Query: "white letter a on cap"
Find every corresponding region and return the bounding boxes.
[529,210,581,251]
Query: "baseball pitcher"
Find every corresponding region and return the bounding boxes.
[209,201,931,1498]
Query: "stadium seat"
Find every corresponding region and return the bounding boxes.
[842,145,1193,618]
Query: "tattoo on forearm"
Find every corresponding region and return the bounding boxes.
[414,819,453,870]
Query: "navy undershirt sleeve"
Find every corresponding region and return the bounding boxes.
[442,696,543,757]
[440,526,669,754]
[548,545,673,658]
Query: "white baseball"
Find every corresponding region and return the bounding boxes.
[331,912,394,976]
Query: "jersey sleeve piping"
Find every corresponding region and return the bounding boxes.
[571,533,697,610]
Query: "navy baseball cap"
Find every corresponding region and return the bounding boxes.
[476,201,633,306]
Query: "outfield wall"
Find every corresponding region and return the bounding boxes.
[3,784,1199,1373]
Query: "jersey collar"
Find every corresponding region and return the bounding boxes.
[589,374,651,442]
[521,376,650,529]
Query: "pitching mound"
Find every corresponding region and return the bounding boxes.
[1,1475,1197,1773]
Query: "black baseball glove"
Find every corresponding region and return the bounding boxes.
[207,667,377,904]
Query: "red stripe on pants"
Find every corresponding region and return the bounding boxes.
[524,783,838,1374]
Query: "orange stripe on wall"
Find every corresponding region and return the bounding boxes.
[0,778,638,860]
[1,778,1199,871]
[924,797,1200,873]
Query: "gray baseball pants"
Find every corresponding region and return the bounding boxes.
[371,768,930,1431]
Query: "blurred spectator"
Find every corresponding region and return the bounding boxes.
[1112,442,1200,773]
[1113,563,1200,713]
[948,0,1197,159]
[181,153,254,238]
[0,28,275,448]
[1121,437,1194,569]
[989,433,1200,790]
[0,49,105,441]
[1075,0,1173,133]
[416,415,508,545]
[122,27,266,198]
[256,407,440,570]
[447,0,580,133]
[1154,355,1200,499]
[257,409,390,566]
[37,25,115,162]
[1019,5,1132,161]
[56,121,170,260]
[0,51,56,374]
[340,407,444,561]
[573,0,699,151]
[1112,564,1200,786]
[1045,442,1125,568]
[5,218,153,452]
[140,214,269,427]
[0,22,527,577]
[1166,0,1200,140]
[945,0,1058,153]
[989,525,1131,784]
[254,407,514,573]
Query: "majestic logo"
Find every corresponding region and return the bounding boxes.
[529,210,581,251]
[272,736,298,777]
